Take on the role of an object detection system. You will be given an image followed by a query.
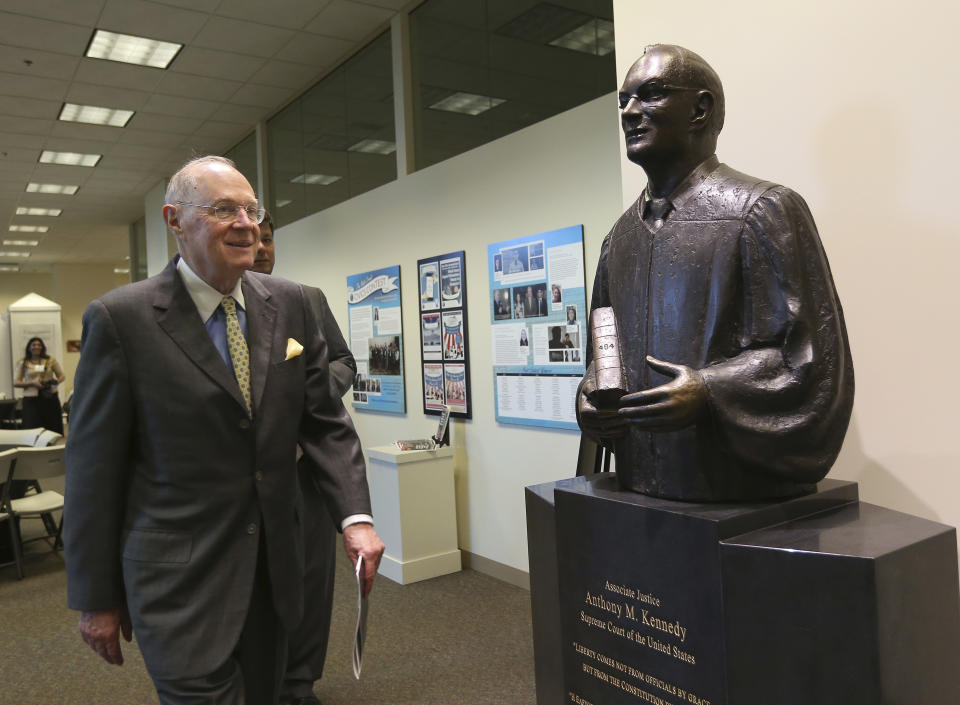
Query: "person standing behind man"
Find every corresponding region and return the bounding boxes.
[14,336,65,434]
[64,156,384,705]
[251,210,355,705]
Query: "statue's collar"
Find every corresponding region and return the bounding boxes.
[641,154,720,217]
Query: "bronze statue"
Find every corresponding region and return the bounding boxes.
[578,45,854,501]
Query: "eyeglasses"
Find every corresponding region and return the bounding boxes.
[176,201,266,224]
[618,83,701,110]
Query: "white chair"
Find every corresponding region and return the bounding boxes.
[0,427,63,452]
[0,446,66,578]
[0,449,24,579]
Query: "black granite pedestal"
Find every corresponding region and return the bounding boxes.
[525,474,960,705]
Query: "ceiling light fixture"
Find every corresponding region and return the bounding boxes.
[16,207,62,217]
[114,267,130,274]
[86,29,182,69]
[8,225,49,233]
[429,92,506,116]
[0,264,21,272]
[59,102,134,127]
[39,150,102,167]
[347,139,397,155]
[276,199,293,207]
[3,239,40,246]
[290,174,342,186]
[0,251,31,258]
[27,183,80,195]
[549,18,615,56]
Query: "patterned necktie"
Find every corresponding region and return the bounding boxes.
[220,296,252,417]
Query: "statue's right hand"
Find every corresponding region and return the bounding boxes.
[79,606,132,666]
[577,364,627,440]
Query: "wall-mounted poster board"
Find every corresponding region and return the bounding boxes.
[488,225,586,430]
[347,265,405,414]
[417,250,472,418]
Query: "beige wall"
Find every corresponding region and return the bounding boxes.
[612,0,960,538]
[2,266,129,394]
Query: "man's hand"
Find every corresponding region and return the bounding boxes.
[618,356,707,431]
[343,523,385,597]
[79,606,132,666]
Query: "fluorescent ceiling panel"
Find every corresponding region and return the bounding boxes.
[114,267,130,274]
[0,251,31,258]
[59,102,135,127]
[290,173,342,185]
[8,226,49,233]
[16,207,62,217]
[39,150,102,167]
[27,183,80,195]
[348,139,397,155]
[276,199,293,207]
[549,19,615,56]
[3,239,40,246]
[429,92,506,116]
[0,264,20,272]
[86,29,182,69]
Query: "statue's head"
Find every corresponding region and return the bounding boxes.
[619,45,724,169]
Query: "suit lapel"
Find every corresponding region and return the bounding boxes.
[153,260,248,413]
[242,273,277,416]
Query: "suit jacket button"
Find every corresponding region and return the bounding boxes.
[254,471,263,481]
[247,523,257,535]
[238,418,250,429]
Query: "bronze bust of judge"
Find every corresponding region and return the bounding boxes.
[578,45,854,501]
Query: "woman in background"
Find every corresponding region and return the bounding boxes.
[14,337,65,434]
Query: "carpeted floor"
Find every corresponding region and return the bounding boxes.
[0,524,537,705]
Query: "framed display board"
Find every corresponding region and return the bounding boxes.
[417,250,472,418]
[488,225,586,430]
[346,265,405,414]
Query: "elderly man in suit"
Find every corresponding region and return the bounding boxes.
[64,156,384,705]
[251,211,354,705]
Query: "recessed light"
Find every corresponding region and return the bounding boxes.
[86,29,182,69]
[290,174,342,185]
[39,150,102,167]
[0,251,31,258]
[16,207,62,217]
[347,139,397,155]
[114,267,130,274]
[0,264,20,272]
[429,92,506,116]
[549,18,615,56]
[59,102,134,127]
[8,225,49,233]
[27,183,79,195]
[277,199,293,207]
[3,239,40,246]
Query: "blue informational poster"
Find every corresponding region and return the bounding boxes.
[488,225,586,430]
[346,265,405,414]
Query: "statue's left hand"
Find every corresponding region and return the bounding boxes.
[618,356,707,430]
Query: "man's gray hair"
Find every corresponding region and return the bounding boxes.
[164,155,238,204]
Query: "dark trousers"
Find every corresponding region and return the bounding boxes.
[21,395,63,434]
[281,463,337,700]
[152,530,287,705]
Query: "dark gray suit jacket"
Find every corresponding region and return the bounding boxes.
[64,258,371,680]
[302,285,355,397]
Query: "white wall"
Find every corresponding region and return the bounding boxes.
[276,95,623,574]
[613,0,960,537]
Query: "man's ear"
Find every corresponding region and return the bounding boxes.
[162,204,184,239]
[691,90,715,132]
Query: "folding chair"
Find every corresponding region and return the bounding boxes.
[0,449,24,579]
[0,446,66,578]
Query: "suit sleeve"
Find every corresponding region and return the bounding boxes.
[306,286,356,398]
[63,299,134,610]
[297,287,371,526]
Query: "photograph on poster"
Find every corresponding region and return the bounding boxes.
[424,363,445,411]
[492,287,512,320]
[444,364,467,413]
[442,311,464,361]
[488,225,586,430]
[440,256,463,309]
[417,251,472,418]
[347,264,405,414]
[421,312,442,360]
[420,261,439,311]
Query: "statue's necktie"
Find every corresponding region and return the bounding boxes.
[220,296,252,417]
[647,197,672,228]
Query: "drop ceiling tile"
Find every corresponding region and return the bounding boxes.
[97,155,162,173]
[250,60,325,90]
[41,136,116,155]
[0,133,46,150]
[0,70,70,101]
[32,164,102,182]
[356,0,414,9]
[0,116,55,136]
[207,102,267,125]
[98,0,208,45]
[0,46,80,80]
[49,121,130,143]
[192,120,251,139]
[119,129,188,148]
[106,143,174,161]
[214,0,331,30]
[155,72,243,102]
[0,145,43,163]
[0,12,93,55]
[74,58,165,93]
[276,33,353,65]
[127,112,202,134]
[152,0,220,11]
[66,81,152,111]
[305,0,395,41]
[1,95,62,120]
[0,0,105,27]
[191,17,295,59]
[229,82,295,109]
[171,47,265,81]
[141,94,219,120]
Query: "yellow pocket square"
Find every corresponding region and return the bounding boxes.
[285,338,304,360]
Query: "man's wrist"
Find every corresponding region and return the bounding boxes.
[341,513,373,531]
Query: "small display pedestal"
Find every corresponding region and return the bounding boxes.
[367,444,461,584]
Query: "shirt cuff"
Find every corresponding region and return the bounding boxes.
[341,514,373,531]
